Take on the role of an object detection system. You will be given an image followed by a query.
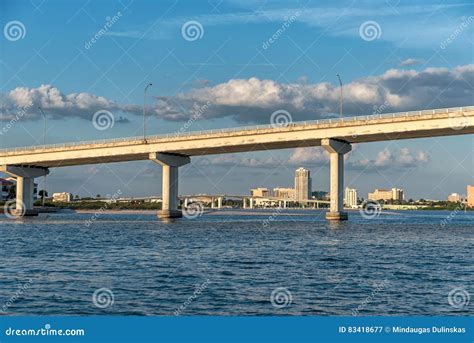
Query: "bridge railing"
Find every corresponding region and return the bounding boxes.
[1,106,472,154]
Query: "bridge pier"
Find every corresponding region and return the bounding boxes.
[0,165,49,217]
[321,139,352,221]
[150,153,190,219]
[217,196,222,209]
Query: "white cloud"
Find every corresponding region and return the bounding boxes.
[152,64,474,123]
[400,58,423,67]
[196,146,429,171]
[0,84,140,122]
[1,65,472,124]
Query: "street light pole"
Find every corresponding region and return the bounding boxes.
[336,74,343,118]
[143,83,153,142]
[38,107,47,207]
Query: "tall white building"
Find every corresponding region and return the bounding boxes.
[344,187,358,208]
[294,167,311,201]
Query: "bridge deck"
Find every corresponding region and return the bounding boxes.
[1,106,473,168]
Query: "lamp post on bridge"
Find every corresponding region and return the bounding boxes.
[143,83,153,142]
[336,73,343,118]
[38,106,47,207]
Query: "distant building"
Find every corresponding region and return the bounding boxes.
[467,185,474,208]
[52,192,73,203]
[0,177,38,200]
[368,188,404,202]
[344,187,358,208]
[392,188,404,202]
[294,167,311,201]
[251,187,270,197]
[273,187,295,200]
[312,190,329,201]
[447,193,462,203]
[0,178,14,200]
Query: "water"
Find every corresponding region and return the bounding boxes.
[0,209,472,316]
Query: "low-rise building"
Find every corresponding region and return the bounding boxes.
[52,192,73,202]
[251,187,270,197]
[273,187,295,200]
[368,188,404,202]
[0,178,15,200]
[447,193,462,203]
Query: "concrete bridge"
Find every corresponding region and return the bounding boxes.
[1,106,473,220]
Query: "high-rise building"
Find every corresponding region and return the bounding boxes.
[294,167,311,201]
[344,187,358,208]
[447,193,462,202]
[368,188,404,202]
[251,188,270,197]
[467,185,474,208]
[391,188,404,201]
[273,187,295,200]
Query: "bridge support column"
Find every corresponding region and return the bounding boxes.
[217,197,222,209]
[150,153,190,219]
[249,198,254,209]
[321,139,352,221]
[0,165,49,217]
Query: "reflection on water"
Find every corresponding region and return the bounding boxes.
[0,209,472,316]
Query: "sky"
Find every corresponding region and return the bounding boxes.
[0,0,473,200]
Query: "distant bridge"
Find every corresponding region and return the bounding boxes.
[1,106,472,220]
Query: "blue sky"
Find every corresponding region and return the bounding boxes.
[0,0,473,200]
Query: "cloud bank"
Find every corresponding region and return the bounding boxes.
[1,65,472,125]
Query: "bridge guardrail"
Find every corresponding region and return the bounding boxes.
[0,106,472,154]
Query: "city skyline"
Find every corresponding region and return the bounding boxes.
[1,0,473,200]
